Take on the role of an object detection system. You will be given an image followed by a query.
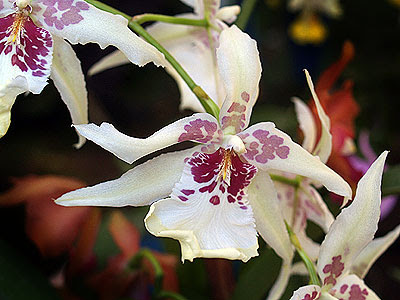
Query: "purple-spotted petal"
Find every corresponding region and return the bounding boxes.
[74,113,222,164]
[32,0,165,67]
[217,25,262,134]
[288,285,321,300]
[145,147,259,262]
[0,12,53,94]
[50,36,87,148]
[239,122,352,199]
[330,275,380,300]
[317,152,388,288]
[351,224,400,279]
[56,148,196,207]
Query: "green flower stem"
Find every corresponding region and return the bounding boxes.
[269,174,301,188]
[285,222,321,286]
[158,291,188,300]
[133,13,207,27]
[84,0,220,119]
[235,0,258,29]
[128,249,164,294]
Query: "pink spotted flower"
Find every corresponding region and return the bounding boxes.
[0,0,164,145]
[289,152,400,300]
[56,25,351,263]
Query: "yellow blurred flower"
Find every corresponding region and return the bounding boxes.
[289,14,327,44]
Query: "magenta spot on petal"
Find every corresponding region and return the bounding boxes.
[227,195,235,203]
[240,206,247,210]
[340,284,348,294]
[323,255,345,286]
[181,189,195,196]
[178,196,188,202]
[227,102,246,113]
[241,91,250,102]
[178,118,220,144]
[199,181,217,193]
[209,195,220,205]
[300,291,319,300]
[348,284,368,300]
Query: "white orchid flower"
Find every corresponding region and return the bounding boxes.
[56,26,351,265]
[290,151,400,300]
[0,0,165,146]
[89,0,240,112]
[265,71,335,300]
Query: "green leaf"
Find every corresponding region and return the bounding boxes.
[0,239,61,300]
[232,247,281,300]
[382,164,400,196]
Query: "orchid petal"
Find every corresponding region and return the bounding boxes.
[88,50,128,76]
[56,148,196,207]
[0,0,15,17]
[74,113,222,164]
[351,224,400,279]
[289,285,321,300]
[267,260,292,300]
[239,122,352,199]
[292,97,317,153]
[50,36,87,148]
[147,17,224,110]
[215,5,241,23]
[304,70,332,163]
[291,262,309,276]
[32,0,165,67]
[331,274,380,300]
[179,0,197,10]
[145,148,259,262]
[0,79,25,137]
[317,152,388,288]
[248,172,293,262]
[217,25,262,134]
[0,13,53,94]
[202,0,221,19]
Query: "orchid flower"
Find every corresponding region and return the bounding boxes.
[0,0,165,146]
[89,0,240,112]
[290,151,400,300]
[56,26,351,266]
[288,0,342,44]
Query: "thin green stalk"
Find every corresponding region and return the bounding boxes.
[285,222,321,286]
[134,13,208,26]
[235,0,258,30]
[84,0,220,119]
[128,249,164,294]
[158,291,188,300]
[270,174,301,187]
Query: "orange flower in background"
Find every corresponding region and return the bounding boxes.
[309,41,362,191]
[0,175,90,257]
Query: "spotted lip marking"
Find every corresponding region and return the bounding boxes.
[173,148,257,209]
[0,12,52,77]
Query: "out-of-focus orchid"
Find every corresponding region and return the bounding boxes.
[288,0,342,44]
[289,152,400,300]
[0,0,165,146]
[56,26,351,268]
[348,131,398,219]
[89,0,240,112]
[0,175,90,257]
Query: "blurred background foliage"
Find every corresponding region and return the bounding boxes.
[0,0,399,299]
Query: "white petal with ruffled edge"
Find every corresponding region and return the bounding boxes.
[330,274,380,300]
[31,0,165,67]
[50,36,87,148]
[0,11,53,93]
[0,77,26,136]
[304,70,332,164]
[351,224,400,279]
[56,148,196,207]
[292,97,316,153]
[289,285,321,300]
[217,25,262,135]
[239,122,352,199]
[74,113,222,164]
[216,5,241,23]
[317,152,387,288]
[145,148,258,262]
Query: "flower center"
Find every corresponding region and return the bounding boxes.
[16,0,31,9]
